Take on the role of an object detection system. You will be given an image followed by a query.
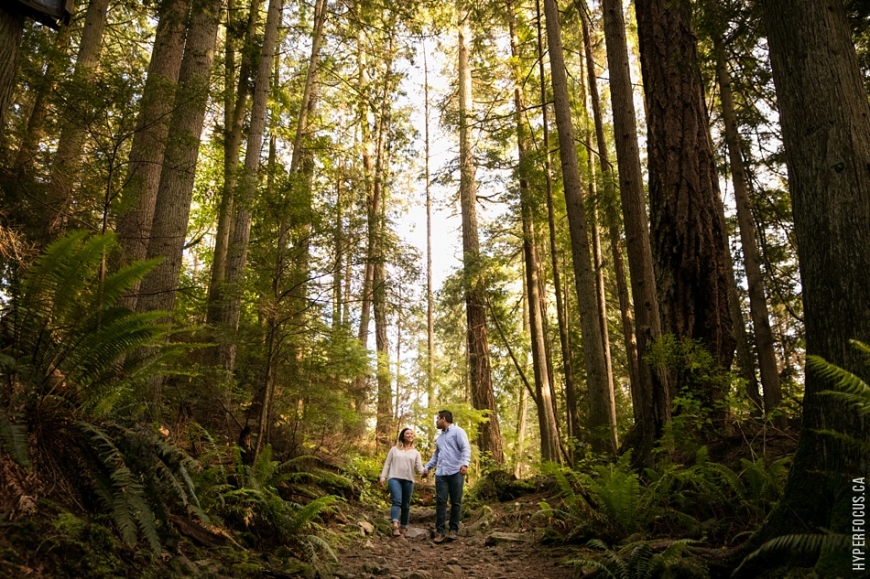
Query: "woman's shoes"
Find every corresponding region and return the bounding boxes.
[392,520,401,536]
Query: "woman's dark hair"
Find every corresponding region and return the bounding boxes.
[398,427,413,444]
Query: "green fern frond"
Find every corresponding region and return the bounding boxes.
[564,557,619,579]
[735,533,851,576]
[0,414,31,468]
[302,534,337,563]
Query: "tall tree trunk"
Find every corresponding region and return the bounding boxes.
[372,33,393,447]
[45,0,111,237]
[634,0,735,426]
[458,3,504,463]
[600,0,669,467]
[0,6,24,148]
[219,0,283,373]
[714,35,783,425]
[207,0,263,328]
[745,3,870,575]
[534,0,579,446]
[543,0,616,455]
[135,0,222,412]
[578,3,639,408]
[15,16,73,170]
[424,44,436,435]
[352,26,375,418]
[115,0,190,308]
[508,0,561,463]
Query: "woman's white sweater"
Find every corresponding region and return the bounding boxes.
[379,446,424,482]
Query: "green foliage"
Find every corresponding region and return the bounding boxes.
[568,538,703,579]
[539,447,790,546]
[1,231,171,416]
[196,444,338,562]
[734,533,851,577]
[0,233,209,554]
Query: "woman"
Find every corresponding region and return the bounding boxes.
[379,427,424,537]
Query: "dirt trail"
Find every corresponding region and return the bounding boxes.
[332,492,576,579]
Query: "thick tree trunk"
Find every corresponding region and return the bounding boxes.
[634,0,735,425]
[134,0,222,412]
[534,0,579,445]
[219,0,283,373]
[45,0,111,236]
[458,4,504,463]
[508,0,561,463]
[600,0,669,466]
[714,35,783,425]
[0,6,24,145]
[543,0,616,454]
[745,2,870,575]
[115,0,190,308]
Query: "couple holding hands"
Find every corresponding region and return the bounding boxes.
[378,410,470,543]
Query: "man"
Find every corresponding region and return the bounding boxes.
[422,410,471,543]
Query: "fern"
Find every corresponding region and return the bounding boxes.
[78,421,162,554]
[0,414,30,468]
[734,533,851,576]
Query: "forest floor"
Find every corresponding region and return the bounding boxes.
[330,484,578,579]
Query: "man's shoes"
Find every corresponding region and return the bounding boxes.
[392,521,401,537]
[433,534,447,544]
[445,531,458,542]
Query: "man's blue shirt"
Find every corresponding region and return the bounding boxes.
[425,424,471,476]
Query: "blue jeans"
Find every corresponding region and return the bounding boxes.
[387,478,414,527]
[435,472,464,534]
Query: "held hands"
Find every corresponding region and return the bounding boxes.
[421,469,428,479]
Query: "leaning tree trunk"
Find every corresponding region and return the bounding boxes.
[543,0,616,455]
[714,35,783,425]
[219,0,283,374]
[634,0,735,426]
[16,16,72,170]
[207,0,263,327]
[44,0,111,238]
[115,0,190,308]
[458,2,504,463]
[508,0,561,464]
[600,0,669,467]
[741,2,870,576]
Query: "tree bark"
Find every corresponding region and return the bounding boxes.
[634,0,735,425]
[219,0,283,373]
[534,0,579,446]
[15,15,73,170]
[714,35,783,425]
[458,3,504,463]
[134,0,222,412]
[207,0,262,328]
[508,0,561,463]
[543,0,616,455]
[600,0,669,466]
[115,0,190,308]
[746,2,870,575]
[45,0,111,237]
[0,6,24,149]
[578,3,639,414]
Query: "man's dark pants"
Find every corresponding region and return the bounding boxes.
[435,472,464,535]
